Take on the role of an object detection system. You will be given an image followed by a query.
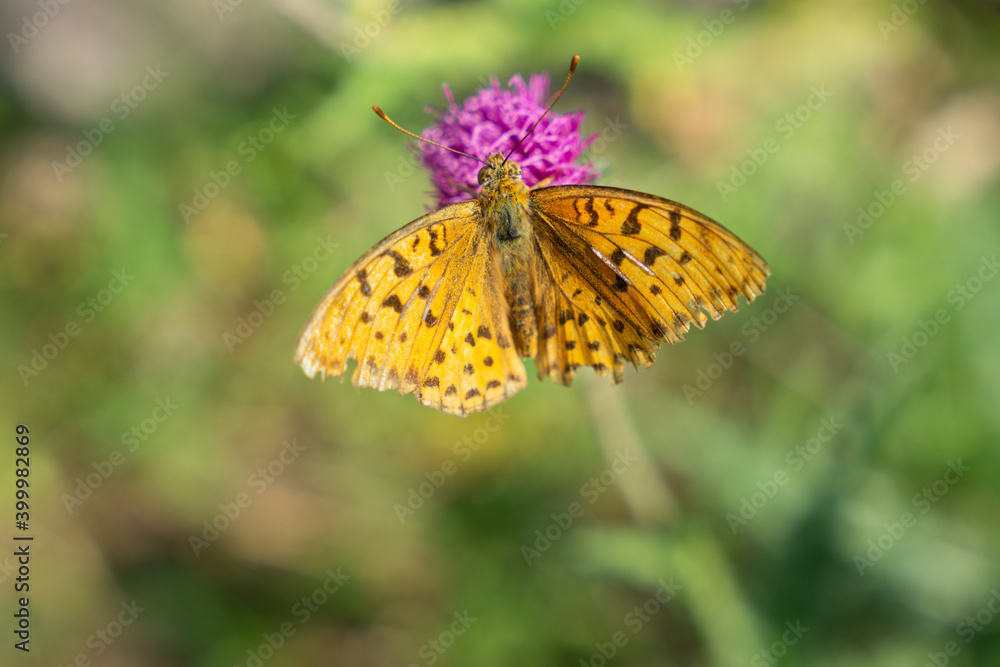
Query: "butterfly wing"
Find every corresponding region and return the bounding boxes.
[528,185,770,385]
[296,202,528,416]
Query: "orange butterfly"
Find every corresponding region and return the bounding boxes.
[296,57,770,416]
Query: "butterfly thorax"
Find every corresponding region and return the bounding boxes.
[477,152,539,357]
[476,153,532,243]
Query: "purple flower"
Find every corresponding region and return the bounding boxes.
[420,73,599,208]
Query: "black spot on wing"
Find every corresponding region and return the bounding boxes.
[382,295,403,313]
[382,250,413,277]
[644,246,667,267]
[621,205,645,235]
[669,210,682,240]
[356,269,372,297]
[582,197,599,226]
[428,228,444,256]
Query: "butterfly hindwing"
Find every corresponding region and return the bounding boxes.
[407,228,528,415]
[529,224,659,386]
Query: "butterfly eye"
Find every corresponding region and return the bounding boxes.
[477,166,490,185]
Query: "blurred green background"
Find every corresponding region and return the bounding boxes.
[2,0,1000,665]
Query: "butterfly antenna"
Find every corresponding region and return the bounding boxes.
[505,55,580,162]
[373,106,485,164]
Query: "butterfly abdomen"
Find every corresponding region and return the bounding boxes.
[493,206,536,357]
[500,237,537,359]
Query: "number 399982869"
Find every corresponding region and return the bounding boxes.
[15,425,30,530]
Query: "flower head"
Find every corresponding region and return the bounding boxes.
[420,73,599,208]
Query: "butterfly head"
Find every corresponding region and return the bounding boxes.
[477,152,521,188]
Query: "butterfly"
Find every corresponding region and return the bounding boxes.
[295,57,770,416]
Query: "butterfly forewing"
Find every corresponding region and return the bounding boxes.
[295,202,528,416]
[527,186,771,386]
